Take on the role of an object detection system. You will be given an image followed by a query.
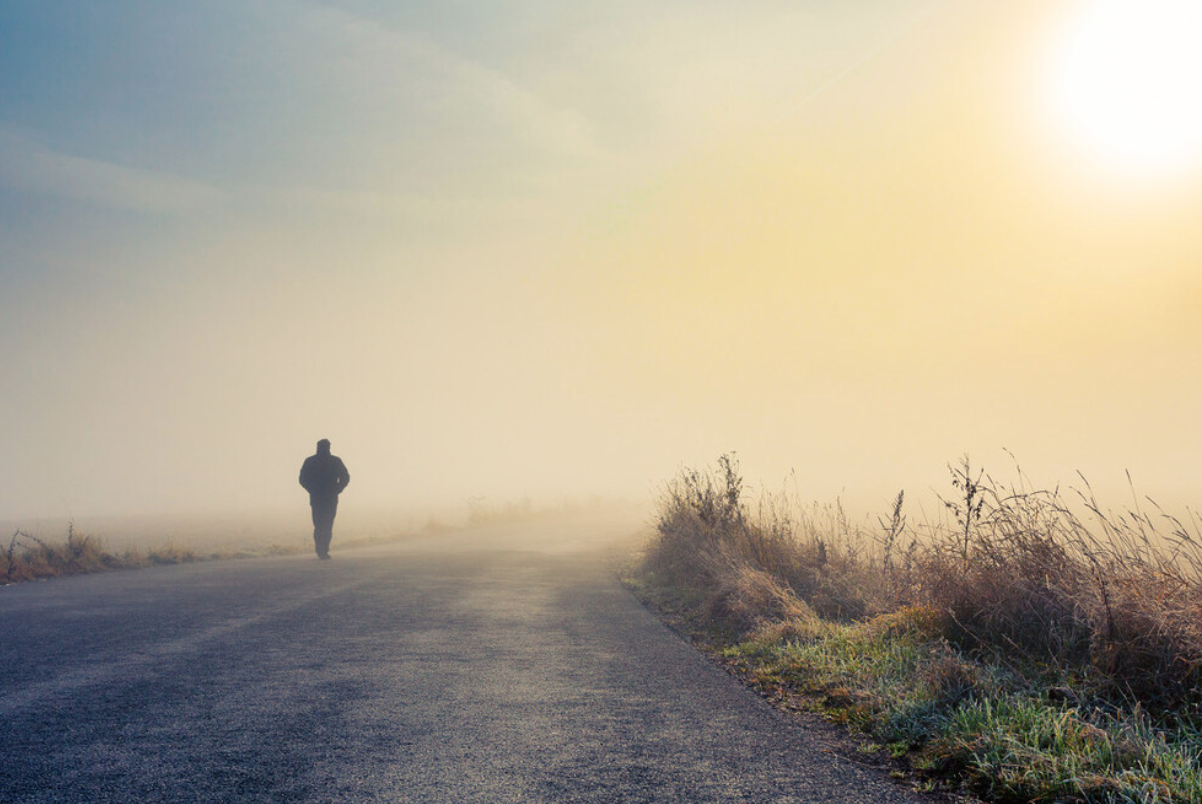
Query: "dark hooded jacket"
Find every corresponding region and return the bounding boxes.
[299,448,350,503]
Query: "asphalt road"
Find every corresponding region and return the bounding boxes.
[0,514,927,803]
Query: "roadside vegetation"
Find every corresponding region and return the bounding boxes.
[628,454,1202,803]
[2,524,303,584]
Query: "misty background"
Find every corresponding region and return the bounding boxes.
[2,0,1200,537]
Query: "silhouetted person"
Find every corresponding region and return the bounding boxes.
[299,439,350,559]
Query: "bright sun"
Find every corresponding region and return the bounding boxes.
[1048,0,1202,177]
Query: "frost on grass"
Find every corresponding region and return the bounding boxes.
[636,454,1202,802]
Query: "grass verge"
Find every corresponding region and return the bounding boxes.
[1,524,307,584]
[626,454,1202,803]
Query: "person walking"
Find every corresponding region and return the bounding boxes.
[299,439,350,559]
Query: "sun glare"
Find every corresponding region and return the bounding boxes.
[1048,0,1202,177]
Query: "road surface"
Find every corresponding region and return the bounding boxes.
[0,514,927,803]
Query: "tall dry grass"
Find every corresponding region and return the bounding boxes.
[1,524,309,584]
[644,454,1202,709]
[2,524,118,583]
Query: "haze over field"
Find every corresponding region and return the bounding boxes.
[2,0,1201,523]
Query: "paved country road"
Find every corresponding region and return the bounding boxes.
[0,515,928,803]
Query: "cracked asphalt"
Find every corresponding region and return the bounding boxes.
[0,515,927,803]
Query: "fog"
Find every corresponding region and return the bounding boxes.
[2,1,1200,535]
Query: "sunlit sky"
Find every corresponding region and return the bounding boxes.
[2,0,1201,521]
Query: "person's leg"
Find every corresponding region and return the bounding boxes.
[310,504,323,556]
[315,520,332,557]
[311,498,338,558]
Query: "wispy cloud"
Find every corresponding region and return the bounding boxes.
[0,128,225,214]
[287,2,607,164]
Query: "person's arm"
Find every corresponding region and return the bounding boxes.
[336,459,350,492]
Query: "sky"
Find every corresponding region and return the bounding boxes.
[2,0,1201,522]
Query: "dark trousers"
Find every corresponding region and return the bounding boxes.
[310,496,338,557]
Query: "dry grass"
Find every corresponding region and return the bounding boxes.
[637,454,1202,801]
[912,460,1202,706]
[3,524,118,582]
[1,524,310,584]
[645,454,1202,708]
[647,455,877,631]
[1,516,453,585]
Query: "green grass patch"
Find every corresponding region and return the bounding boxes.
[636,569,1202,802]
